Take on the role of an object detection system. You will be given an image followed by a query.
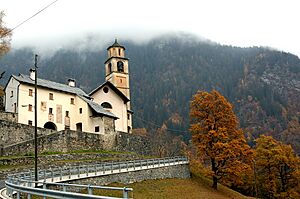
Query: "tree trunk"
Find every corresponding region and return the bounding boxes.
[211,158,218,189]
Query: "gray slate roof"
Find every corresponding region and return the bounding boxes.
[13,74,89,97]
[79,95,118,119]
[13,74,117,119]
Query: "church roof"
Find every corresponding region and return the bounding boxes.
[12,74,89,97]
[89,81,130,103]
[11,74,117,119]
[107,39,125,50]
[79,95,118,119]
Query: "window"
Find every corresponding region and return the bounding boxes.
[10,91,13,97]
[41,101,47,111]
[29,89,33,96]
[28,104,33,112]
[108,63,112,73]
[118,49,121,56]
[49,93,54,100]
[95,126,100,132]
[117,61,124,72]
[127,113,130,120]
[70,98,75,104]
[28,120,33,126]
[49,108,53,114]
[103,87,109,93]
[65,111,69,117]
[101,102,112,109]
[79,108,82,114]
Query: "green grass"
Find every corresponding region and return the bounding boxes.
[80,173,252,199]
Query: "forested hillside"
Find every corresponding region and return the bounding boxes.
[1,34,300,153]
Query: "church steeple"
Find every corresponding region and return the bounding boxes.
[107,38,126,58]
[104,39,130,100]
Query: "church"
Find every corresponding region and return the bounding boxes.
[4,40,133,134]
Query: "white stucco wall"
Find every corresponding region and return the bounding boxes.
[14,83,105,134]
[91,86,128,133]
[5,77,20,113]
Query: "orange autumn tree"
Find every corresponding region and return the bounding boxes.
[255,135,300,198]
[190,90,253,189]
[0,11,11,57]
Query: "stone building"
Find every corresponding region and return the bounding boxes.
[3,40,132,134]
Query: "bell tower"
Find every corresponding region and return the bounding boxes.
[104,39,132,133]
[104,39,130,100]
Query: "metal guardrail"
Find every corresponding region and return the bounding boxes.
[4,156,189,199]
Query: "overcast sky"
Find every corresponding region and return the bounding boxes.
[2,0,300,56]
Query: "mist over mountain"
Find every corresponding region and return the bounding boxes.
[1,33,300,153]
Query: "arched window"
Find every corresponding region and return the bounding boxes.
[117,61,124,72]
[101,102,112,109]
[108,63,112,73]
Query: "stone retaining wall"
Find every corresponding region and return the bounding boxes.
[1,130,117,156]
[62,164,190,186]
[0,119,53,147]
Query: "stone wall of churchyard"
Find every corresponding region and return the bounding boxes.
[1,130,117,156]
[64,164,190,186]
[0,119,53,147]
[115,131,153,155]
[0,112,18,123]
[0,116,156,157]
[0,130,155,157]
[0,96,4,112]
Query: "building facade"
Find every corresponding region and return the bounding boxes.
[4,40,132,134]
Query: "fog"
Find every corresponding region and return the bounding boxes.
[2,0,300,57]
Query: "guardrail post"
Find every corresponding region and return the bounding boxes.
[95,164,97,175]
[30,170,32,181]
[123,187,129,199]
[43,169,46,182]
[88,184,92,195]
[119,162,121,172]
[111,162,113,173]
[103,163,105,174]
[60,168,62,180]
[43,183,47,199]
[86,165,89,176]
[146,159,148,168]
[126,162,128,171]
[77,166,80,178]
[133,160,135,170]
[63,184,67,192]
[69,167,71,179]
[51,168,53,182]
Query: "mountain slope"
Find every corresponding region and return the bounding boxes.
[1,34,300,152]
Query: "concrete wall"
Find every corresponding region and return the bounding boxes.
[66,164,190,186]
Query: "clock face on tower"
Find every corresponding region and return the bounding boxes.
[117,61,124,72]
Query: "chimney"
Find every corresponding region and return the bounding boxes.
[68,78,76,87]
[29,69,35,80]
